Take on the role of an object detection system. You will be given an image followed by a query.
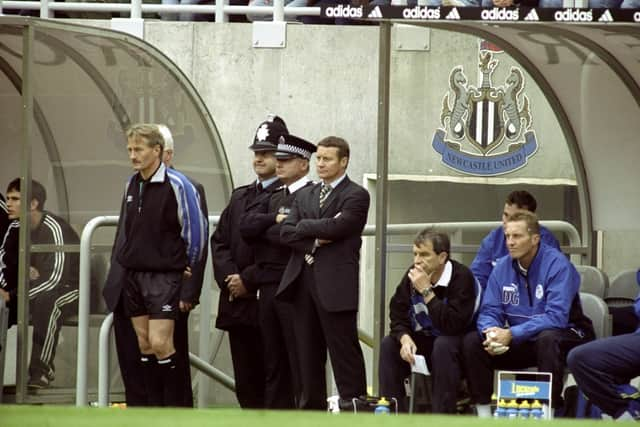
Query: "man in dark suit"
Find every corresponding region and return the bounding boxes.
[211,116,288,408]
[103,124,208,407]
[278,136,370,409]
[239,134,316,408]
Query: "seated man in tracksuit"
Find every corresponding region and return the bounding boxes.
[567,271,640,421]
[0,178,80,388]
[471,190,560,290]
[379,229,480,413]
[463,211,594,417]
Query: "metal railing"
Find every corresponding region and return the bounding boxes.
[0,0,321,22]
[0,0,600,23]
[78,216,583,406]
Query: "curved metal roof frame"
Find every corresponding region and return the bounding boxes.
[0,17,233,403]
[0,16,233,202]
[372,21,640,376]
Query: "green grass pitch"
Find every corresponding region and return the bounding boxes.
[0,406,607,427]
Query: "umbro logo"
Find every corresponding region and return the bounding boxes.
[445,7,460,20]
[126,195,133,203]
[162,304,173,312]
[368,5,383,18]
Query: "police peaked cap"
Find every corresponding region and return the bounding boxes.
[275,134,316,160]
[249,115,289,152]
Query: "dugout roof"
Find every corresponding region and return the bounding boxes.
[0,17,232,228]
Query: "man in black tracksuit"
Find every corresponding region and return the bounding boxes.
[105,124,207,407]
[0,193,8,241]
[0,179,80,388]
[239,134,317,408]
[211,116,288,408]
[379,229,479,413]
[104,125,208,407]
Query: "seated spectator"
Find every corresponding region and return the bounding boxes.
[371,0,480,7]
[480,0,558,7]
[471,190,560,291]
[589,0,640,7]
[246,0,308,22]
[161,0,201,21]
[379,229,479,413]
[463,211,594,417]
[567,273,640,421]
[0,178,80,389]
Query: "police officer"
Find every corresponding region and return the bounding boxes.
[239,134,316,408]
[211,115,288,408]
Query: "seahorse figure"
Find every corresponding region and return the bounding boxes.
[441,67,470,140]
[503,67,531,140]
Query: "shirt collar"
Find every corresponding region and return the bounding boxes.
[149,162,166,183]
[433,260,453,288]
[258,176,279,189]
[323,173,346,190]
[288,176,311,194]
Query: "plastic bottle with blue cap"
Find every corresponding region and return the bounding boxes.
[374,397,391,415]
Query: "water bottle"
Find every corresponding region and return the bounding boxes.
[506,400,519,418]
[494,399,507,418]
[530,399,544,419]
[518,400,531,419]
[374,397,391,415]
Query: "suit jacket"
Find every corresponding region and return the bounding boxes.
[277,176,370,312]
[211,179,281,329]
[103,174,208,312]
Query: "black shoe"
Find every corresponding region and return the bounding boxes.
[27,374,50,389]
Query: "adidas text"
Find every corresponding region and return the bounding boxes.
[402,6,440,19]
[554,8,593,22]
[481,8,519,21]
[325,4,363,18]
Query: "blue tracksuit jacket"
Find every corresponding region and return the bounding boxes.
[471,225,560,290]
[476,242,589,344]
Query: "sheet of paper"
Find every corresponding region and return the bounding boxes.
[411,354,430,375]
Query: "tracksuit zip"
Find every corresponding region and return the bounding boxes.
[523,275,532,307]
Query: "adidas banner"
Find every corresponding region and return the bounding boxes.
[320,4,640,23]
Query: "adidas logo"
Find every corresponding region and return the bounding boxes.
[480,7,519,21]
[368,5,383,18]
[524,8,539,21]
[554,8,593,22]
[445,7,460,20]
[402,5,440,19]
[598,9,613,22]
[325,4,363,18]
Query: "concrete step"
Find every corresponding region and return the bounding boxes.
[2,385,125,405]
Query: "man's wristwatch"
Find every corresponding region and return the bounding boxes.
[421,287,434,298]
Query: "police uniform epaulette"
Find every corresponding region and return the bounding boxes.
[231,183,255,194]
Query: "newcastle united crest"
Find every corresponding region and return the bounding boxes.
[432,47,538,176]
